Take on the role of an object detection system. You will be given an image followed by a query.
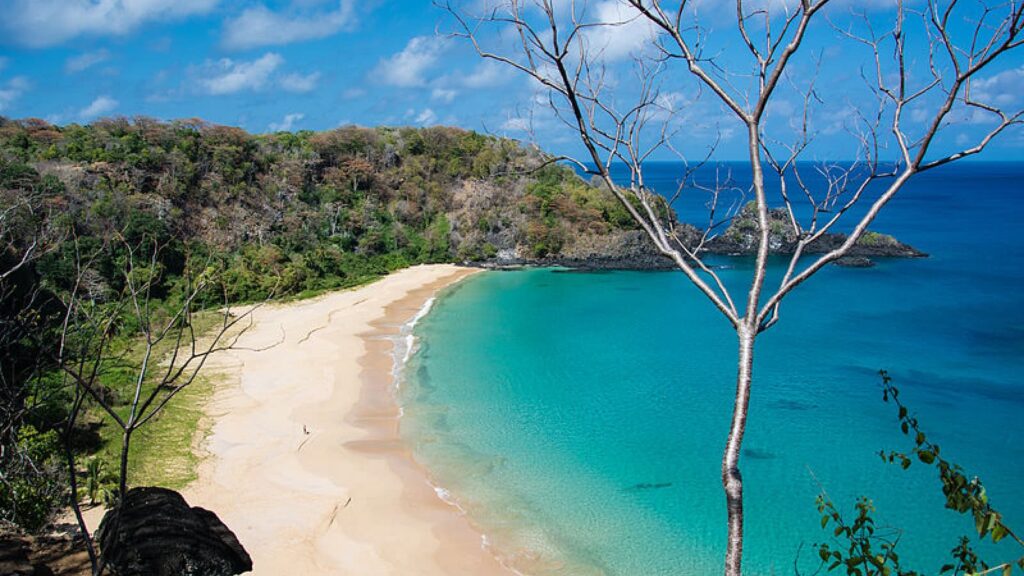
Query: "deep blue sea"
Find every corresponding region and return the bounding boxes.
[400,162,1024,575]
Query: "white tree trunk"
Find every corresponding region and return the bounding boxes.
[723,325,755,576]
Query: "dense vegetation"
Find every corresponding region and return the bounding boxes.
[0,117,638,533]
[1,117,638,299]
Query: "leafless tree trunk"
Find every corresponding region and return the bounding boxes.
[443,1,1023,573]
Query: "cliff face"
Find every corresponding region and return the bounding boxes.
[446,179,671,269]
[488,199,926,270]
[559,229,672,268]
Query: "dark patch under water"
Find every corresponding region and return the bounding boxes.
[626,482,674,491]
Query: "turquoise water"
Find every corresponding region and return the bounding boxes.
[400,163,1024,575]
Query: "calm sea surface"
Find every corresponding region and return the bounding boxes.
[400,162,1024,575]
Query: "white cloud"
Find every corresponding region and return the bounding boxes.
[431,88,457,103]
[269,113,305,132]
[342,87,366,99]
[65,49,111,73]
[222,0,355,50]
[375,36,447,87]
[150,37,173,52]
[501,117,531,131]
[280,71,321,93]
[415,108,438,125]
[196,53,284,95]
[0,77,30,112]
[460,61,508,89]
[910,107,930,123]
[79,95,118,120]
[1,0,218,48]
[655,91,690,114]
[972,65,1024,107]
[584,1,659,62]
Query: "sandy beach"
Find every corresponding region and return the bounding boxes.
[179,264,511,575]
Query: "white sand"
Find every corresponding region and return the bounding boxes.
[180,265,511,575]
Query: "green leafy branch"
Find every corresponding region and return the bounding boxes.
[813,371,1024,576]
[815,494,918,576]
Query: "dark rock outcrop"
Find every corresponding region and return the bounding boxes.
[488,203,926,270]
[701,204,926,260]
[549,230,676,270]
[834,256,876,268]
[97,487,251,576]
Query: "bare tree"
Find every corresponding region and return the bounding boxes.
[54,235,260,575]
[443,1,1024,573]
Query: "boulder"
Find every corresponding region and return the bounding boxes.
[97,487,251,576]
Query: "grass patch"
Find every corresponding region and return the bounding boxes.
[84,310,227,495]
[126,372,214,489]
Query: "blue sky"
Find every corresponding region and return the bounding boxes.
[0,0,1022,161]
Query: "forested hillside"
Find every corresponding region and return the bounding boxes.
[0,117,640,301]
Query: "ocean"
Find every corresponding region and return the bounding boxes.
[399,161,1024,575]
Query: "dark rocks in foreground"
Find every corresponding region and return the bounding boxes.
[0,530,87,576]
[97,487,251,576]
[0,536,51,576]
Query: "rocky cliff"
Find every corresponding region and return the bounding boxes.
[483,201,925,270]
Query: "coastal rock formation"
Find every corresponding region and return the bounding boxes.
[548,230,675,269]
[704,202,926,260]
[96,487,252,576]
[497,201,926,270]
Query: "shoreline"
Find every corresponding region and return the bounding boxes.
[181,264,512,575]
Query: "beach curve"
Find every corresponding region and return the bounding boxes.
[181,264,511,575]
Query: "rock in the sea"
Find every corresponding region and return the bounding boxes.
[97,487,252,576]
[704,202,927,260]
[834,256,875,268]
[470,200,925,270]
